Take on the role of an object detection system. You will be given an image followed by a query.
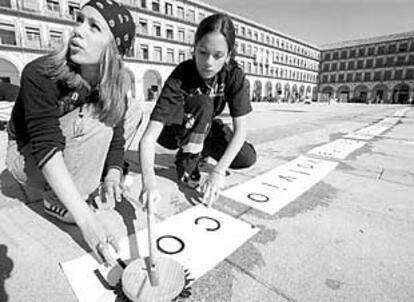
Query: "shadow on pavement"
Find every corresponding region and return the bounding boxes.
[0,170,27,204]
[0,244,13,302]
[126,150,204,207]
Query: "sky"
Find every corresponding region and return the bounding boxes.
[201,0,414,47]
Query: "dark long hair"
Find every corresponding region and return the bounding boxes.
[194,13,237,59]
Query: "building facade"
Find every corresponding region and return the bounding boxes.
[318,32,414,104]
[0,0,320,102]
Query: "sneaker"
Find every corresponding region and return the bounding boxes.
[179,167,201,189]
[43,199,75,224]
[175,150,201,189]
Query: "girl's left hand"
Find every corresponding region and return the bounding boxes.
[99,169,123,210]
[200,171,226,207]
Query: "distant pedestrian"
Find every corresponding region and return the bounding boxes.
[139,13,256,208]
[6,0,141,266]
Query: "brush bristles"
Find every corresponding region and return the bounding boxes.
[113,268,194,301]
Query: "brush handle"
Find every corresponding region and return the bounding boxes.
[146,198,159,286]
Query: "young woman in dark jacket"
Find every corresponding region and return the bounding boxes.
[139,14,256,208]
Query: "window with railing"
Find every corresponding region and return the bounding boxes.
[186,9,195,23]
[188,29,194,43]
[247,62,252,73]
[394,69,403,80]
[166,48,174,63]
[240,42,245,54]
[68,1,79,20]
[25,26,41,48]
[177,6,184,19]
[152,22,161,37]
[198,12,205,22]
[0,0,11,8]
[384,70,392,80]
[165,2,172,16]
[0,23,16,45]
[151,0,159,12]
[388,44,396,54]
[139,19,148,35]
[386,57,394,67]
[406,69,414,79]
[178,28,184,42]
[166,27,173,40]
[396,56,405,66]
[368,47,375,56]
[46,0,60,15]
[375,57,383,68]
[373,71,382,81]
[22,0,40,11]
[247,44,251,56]
[398,42,408,52]
[178,50,185,62]
[48,30,63,49]
[140,44,148,60]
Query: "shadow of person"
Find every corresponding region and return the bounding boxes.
[114,197,140,260]
[0,245,14,302]
[0,169,28,204]
[125,149,203,207]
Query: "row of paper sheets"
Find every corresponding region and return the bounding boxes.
[61,107,410,301]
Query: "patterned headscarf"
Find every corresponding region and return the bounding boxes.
[83,0,135,56]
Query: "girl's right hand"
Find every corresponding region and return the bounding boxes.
[139,184,161,209]
[76,210,120,266]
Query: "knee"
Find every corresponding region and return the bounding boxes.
[230,143,257,169]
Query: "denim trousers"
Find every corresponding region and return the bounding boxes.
[6,98,142,201]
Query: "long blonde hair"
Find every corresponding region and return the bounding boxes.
[43,38,132,126]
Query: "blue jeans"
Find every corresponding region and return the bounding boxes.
[6,99,142,201]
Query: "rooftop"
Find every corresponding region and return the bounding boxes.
[320,30,414,50]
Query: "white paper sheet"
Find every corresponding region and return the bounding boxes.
[345,108,409,140]
[60,205,258,302]
[307,138,366,159]
[221,156,338,215]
